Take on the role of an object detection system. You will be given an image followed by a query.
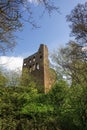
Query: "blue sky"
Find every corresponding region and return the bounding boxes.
[12,0,86,57]
[0,0,86,71]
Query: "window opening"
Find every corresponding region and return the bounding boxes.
[29,59,31,63]
[29,66,32,72]
[24,63,26,66]
[36,63,40,70]
[40,55,42,59]
[33,56,35,62]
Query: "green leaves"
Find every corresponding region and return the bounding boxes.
[49,80,69,107]
[0,62,87,130]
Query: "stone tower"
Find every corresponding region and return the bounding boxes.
[23,44,56,93]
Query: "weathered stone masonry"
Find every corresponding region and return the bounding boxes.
[23,44,55,93]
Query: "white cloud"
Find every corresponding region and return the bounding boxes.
[0,56,23,71]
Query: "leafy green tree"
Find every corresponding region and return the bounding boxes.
[0,70,8,87]
[51,3,87,126]
[0,83,38,130]
[59,83,87,130]
[21,98,55,129]
[46,80,69,130]
[21,68,36,87]
[51,41,87,85]
[49,80,69,106]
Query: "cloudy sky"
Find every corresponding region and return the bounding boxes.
[0,0,86,71]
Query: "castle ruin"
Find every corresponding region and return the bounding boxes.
[22,44,56,93]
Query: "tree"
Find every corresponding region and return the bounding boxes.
[0,0,59,54]
[59,83,87,130]
[47,80,69,130]
[66,2,87,46]
[0,70,8,87]
[0,80,38,130]
[61,2,87,84]
[51,41,87,85]
[21,68,36,87]
[66,2,87,63]
[51,2,87,83]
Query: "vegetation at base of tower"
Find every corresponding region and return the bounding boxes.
[0,69,87,130]
[0,2,87,130]
[21,68,36,87]
[0,0,59,54]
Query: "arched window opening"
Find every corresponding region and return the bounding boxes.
[40,55,42,59]
[33,56,35,62]
[36,63,40,70]
[29,59,31,63]
[29,66,32,72]
[24,63,26,66]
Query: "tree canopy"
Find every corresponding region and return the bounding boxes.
[51,2,87,84]
[0,2,87,130]
[67,2,87,46]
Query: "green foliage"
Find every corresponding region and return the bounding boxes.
[0,1,87,129]
[0,71,8,87]
[49,80,69,106]
[21,68,36,87]
[51,41,87,85]
[58,83,87,130]
[0,72,87,130]
[0,84,38,130]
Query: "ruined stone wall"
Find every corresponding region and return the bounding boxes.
[23,44,56,93]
